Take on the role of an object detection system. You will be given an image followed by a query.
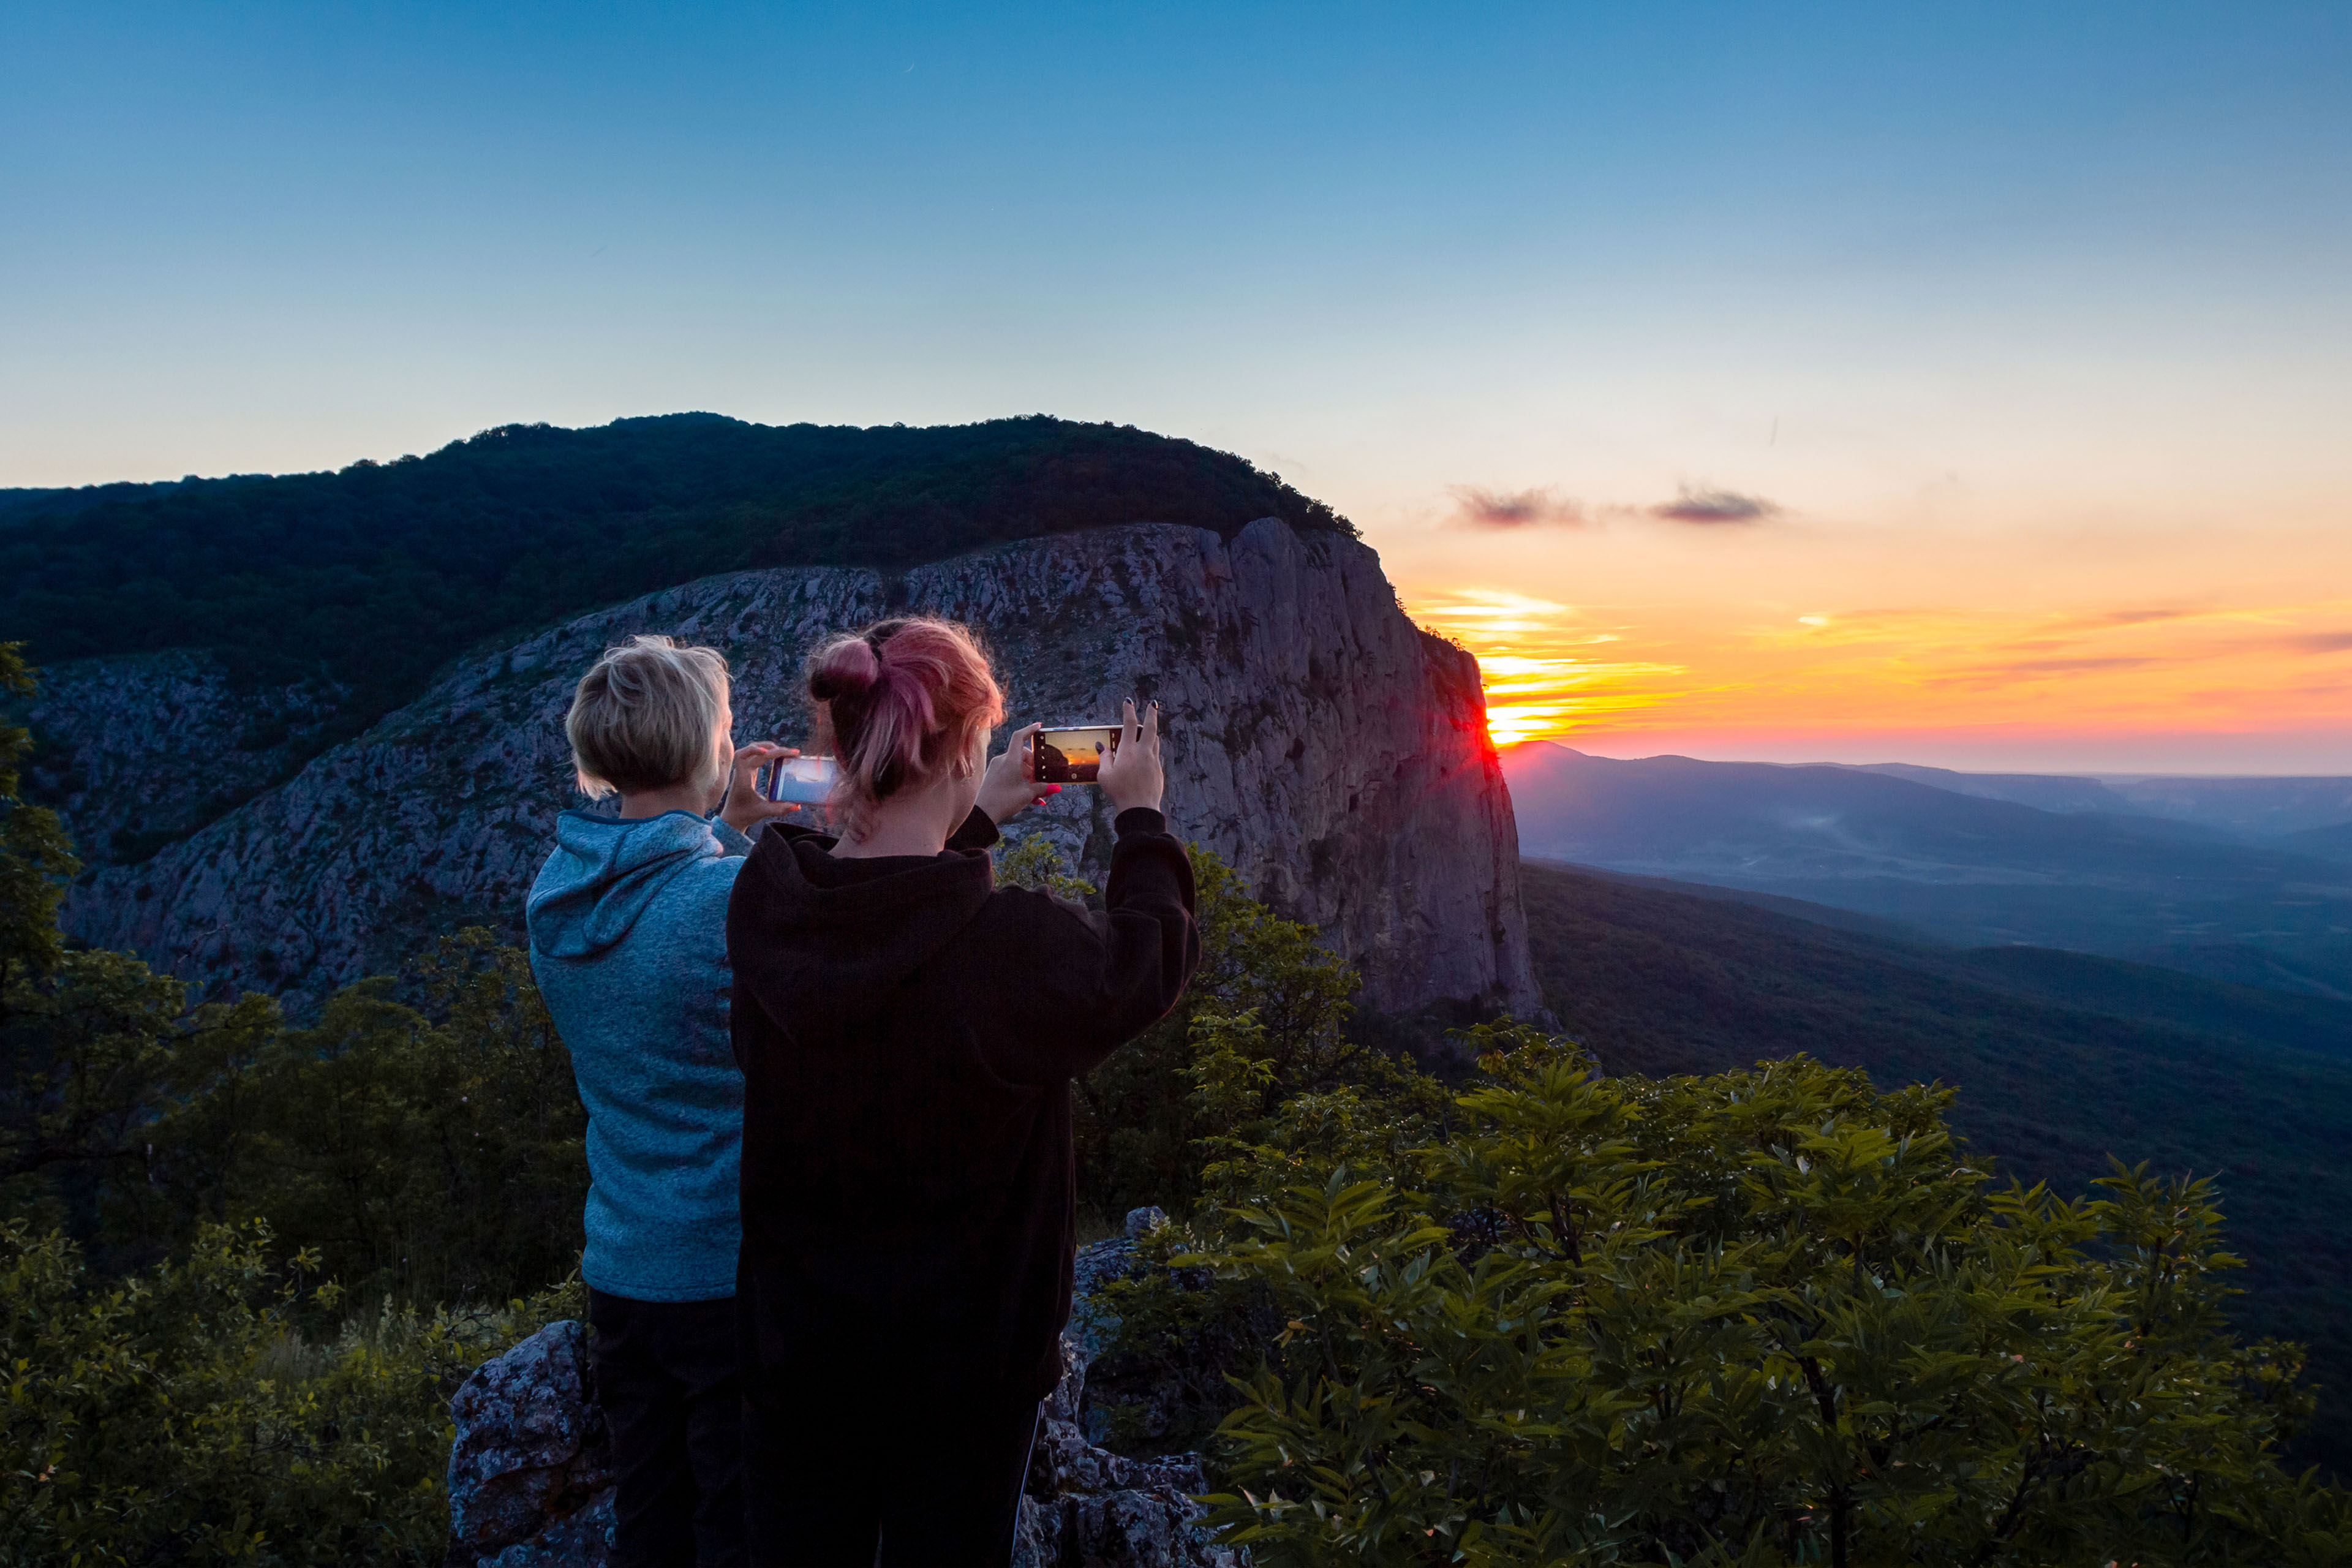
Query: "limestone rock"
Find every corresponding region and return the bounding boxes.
[1016,1332,1247,1568]
[441,1316,1243,1568]
[56,518,1536,1017]
[445,1321,617,1567]
[476,1491,617,1568]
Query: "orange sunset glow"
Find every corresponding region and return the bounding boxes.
[1412,589,2352,756]
[1406,590,1688,748]
[1390,503,2352,773]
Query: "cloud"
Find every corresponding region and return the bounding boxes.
[1924,654,2173,690]
[1649,486,1779,524]
[1996,656,2167,674]
[1449,486,1586,529]
[2089,608,2199,628]
[2278,631,2352,655]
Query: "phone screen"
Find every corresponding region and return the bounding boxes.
[1034,725,1120,784]
[756,756,838,804]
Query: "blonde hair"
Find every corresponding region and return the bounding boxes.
[565,635,731,799]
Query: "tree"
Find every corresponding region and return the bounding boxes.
[0,644,181,1244]
[0,643,80,987]
[1169,1023,2348,1565]
[1056,840,1423,1225]
[145,931,587,1310]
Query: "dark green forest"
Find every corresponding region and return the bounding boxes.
[0,413,1349,749]
[1520,860,2352,1472]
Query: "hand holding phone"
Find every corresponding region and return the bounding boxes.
[1095,700,1163,815]
[723,744,805,835]
[978,723,1060,825]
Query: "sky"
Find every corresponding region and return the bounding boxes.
[4,2,2349,773]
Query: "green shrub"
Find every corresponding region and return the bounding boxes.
[0,1218,574,1566]
[1070,842,1427,1224]
[1170,1022,2350,1566]
[148,929,589,1310]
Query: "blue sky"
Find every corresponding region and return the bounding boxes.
[6,2,2350,767]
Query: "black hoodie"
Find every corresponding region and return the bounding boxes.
[726,805,1198,1400]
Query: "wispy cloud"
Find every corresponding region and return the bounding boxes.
[1448,486,1585,529]
[2075,608,2200,628]
[1444,481,1784,530]
[1650,486,1779,524]
[1926,654,2171,689]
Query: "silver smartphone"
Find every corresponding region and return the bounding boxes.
[755,756,838,804]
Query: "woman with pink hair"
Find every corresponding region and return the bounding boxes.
[725,617,1198,1566]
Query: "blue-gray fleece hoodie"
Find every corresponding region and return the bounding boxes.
[526,810,755,1303]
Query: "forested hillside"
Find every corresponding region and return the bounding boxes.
[1521,860,2352,1471]
[0,413,1349,748]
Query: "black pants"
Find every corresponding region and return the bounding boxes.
[588,1289,746,1568]
[742,1368,1039,1567]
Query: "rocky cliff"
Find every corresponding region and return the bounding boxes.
[48,517,1537,1016]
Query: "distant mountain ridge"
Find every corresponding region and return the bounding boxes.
[1845,760,2352,839]
[1502,743,2352,997]
[1845,762,2143,816]
[0,477,202,526]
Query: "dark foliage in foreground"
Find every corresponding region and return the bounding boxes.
[1117,1023,2352,1564]
[0,1220,577,1565]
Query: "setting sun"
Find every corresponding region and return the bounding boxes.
[1404,590,1687,748]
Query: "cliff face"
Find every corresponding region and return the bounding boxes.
[58,518,1537,1016]
[23,652,342,868]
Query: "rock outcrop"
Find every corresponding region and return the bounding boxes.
[21,650,343,867]
[445,1321,619,1566]
[1016,1332,1245,1568]
[57,518,1536,1016]
[443,1218,1243,1567]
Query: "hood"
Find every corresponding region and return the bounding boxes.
[731,830,995,1028]
[528,810,726,959]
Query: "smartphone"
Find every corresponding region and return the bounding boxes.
[1034,725,1121,785]
[755,756,838,804]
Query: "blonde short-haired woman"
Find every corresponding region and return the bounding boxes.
[528,633,799,1568]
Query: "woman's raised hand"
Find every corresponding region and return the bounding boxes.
[977,722,1061,825]
[1098,699,1164,815]
[720,742,802,834]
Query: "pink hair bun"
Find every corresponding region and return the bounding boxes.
[801,618,1005,837]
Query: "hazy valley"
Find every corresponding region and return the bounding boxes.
[1506,741,2352,998]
